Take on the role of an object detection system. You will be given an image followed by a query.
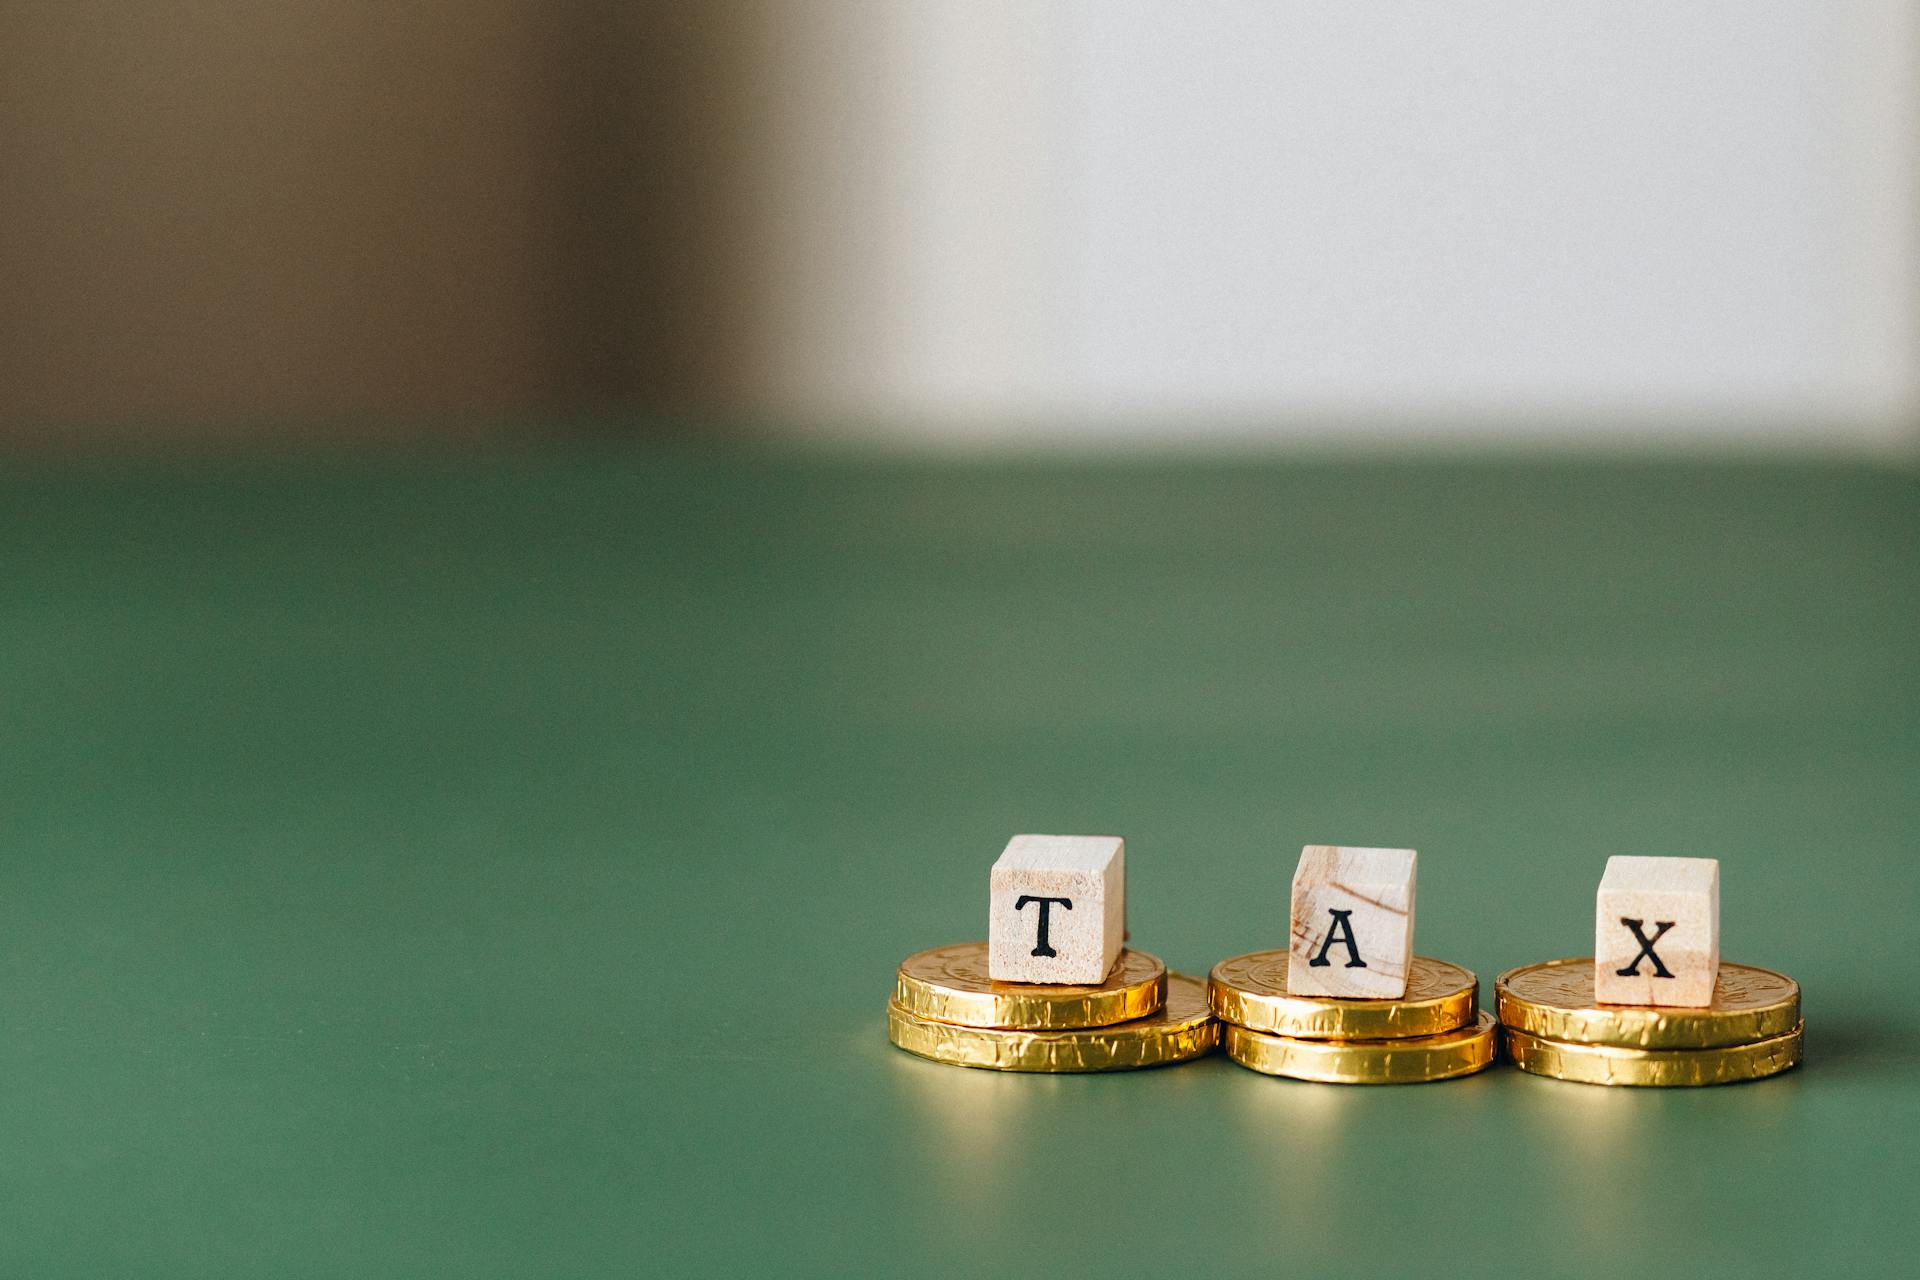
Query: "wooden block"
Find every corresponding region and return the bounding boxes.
[987,835,1125,984]
[1594,855,1719,1007]
[1286,845,1417,998]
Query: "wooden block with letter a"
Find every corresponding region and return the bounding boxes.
[1594,855,1719,1007]
[988,835,1125,984]
[1286,845,1416,999]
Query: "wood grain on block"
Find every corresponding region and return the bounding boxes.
[988,835,1125,984]
[1594,855,1720,1007]
[1286,845,1417,998]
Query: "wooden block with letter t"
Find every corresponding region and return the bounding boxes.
[987,835,1125,984]
[1594,855,1719,1006]
[1286,845,1417,998]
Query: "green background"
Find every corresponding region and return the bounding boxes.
[2,451,1915,1275]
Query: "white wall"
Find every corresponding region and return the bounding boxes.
[743,2,1919,449]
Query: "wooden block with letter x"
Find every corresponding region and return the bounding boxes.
[1594,855,1719,1007]
[988,835,1125,984]
[1286,845,1417,999]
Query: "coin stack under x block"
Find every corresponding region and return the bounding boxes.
[1210,846,1498,1084]
[887,835,1220,1072]
[1497,857,1803,1086]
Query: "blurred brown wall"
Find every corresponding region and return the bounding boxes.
[0,2,752,441]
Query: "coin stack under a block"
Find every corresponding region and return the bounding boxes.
[887,835,1219,1073]
[1498,856,1803,1086]
[1210,845,1497,1083]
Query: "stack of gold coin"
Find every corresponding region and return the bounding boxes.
[886,941,1219,1072]
[1497,958,1802,1086]
[1208,951,1497,1083]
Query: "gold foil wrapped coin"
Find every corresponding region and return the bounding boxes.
[1209,951,1477,1039]
[1496,957,1800,1050]
[1222,1011,1498,1084]
[887,972,1218,1072]
[893,942,1165,1030]
[1504,1022,1803,1087]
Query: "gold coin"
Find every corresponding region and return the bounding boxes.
[1209,951,1477,1039]
[1496,958,1800,1049]
[1504,1022,1803,1087]
[1221,1011,1498,1084]
[893,942,1166,1030]
[887,972,1218,1072]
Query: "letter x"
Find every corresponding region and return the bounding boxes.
[1616,918,1676,978]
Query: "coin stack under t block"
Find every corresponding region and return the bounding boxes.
[1498,856,1803,1086]
[1211,845,1497,1083]
[887,835,1219,1072]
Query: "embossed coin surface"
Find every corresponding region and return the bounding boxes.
[893,942,1166,1030]
[1496,958,1800,1049]
[887,972,1218,1072]
[1221,1011,1498,1084]
[1209,951,1477,1039]
[1504,1022,1803,1087]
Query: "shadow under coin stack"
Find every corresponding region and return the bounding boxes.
[888,942,1219,1072]
[1209,951,1497,1083]
[1499,857,1803,1087]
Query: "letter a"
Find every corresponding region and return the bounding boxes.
[1308,908,1367,969]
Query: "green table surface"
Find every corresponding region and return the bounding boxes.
[3,449,1917,1276]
